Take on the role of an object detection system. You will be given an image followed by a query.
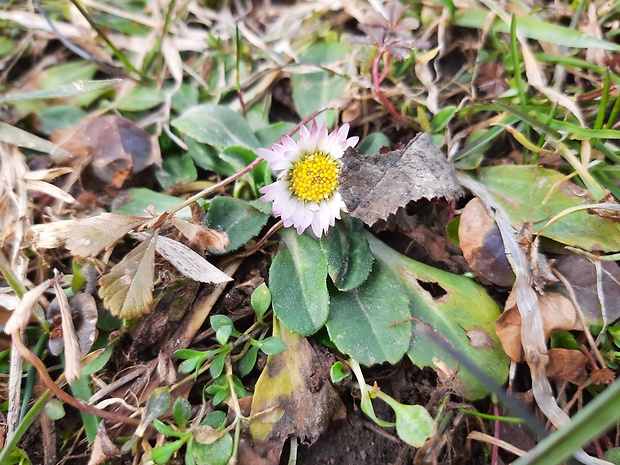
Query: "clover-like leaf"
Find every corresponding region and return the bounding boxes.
[98,234,156,318]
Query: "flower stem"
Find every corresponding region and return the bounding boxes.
[371,49,410,124]
[166,157,264,217]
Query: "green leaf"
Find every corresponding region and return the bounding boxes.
[44,399,65,420]
[478,166,620,252]
[39,105,86,135]
[357,133,391,156]
[250,283,271,321]
[156,153,198,190]
[256,122,296,147]
[327,262,412,365]
[320,225,374,291]
[70,376,98,442]
[210,315,233,331]
[366,233,509,400]
[210,352,226,379]
[257,337,286,355]
[269,229,330,336]
[330,361,350,383]
[377,394,435,447]
[454,10,620,51]
[113,187,193,220]
[186,138,236,176]
[151,438,186,464]
[205,197,269,254]
[203,410,227,429]
[171,103,261,149]
[173,397,192,430]
[431,106,457,133]
[118,86,166,111]
[291,42,347,127]
[189,433,233,465]
[215,326,232,346]
[153,419,180,437]
[139,387,173,441]
[145,387,172,423]
[239,345,259,378]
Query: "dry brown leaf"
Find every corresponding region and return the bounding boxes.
[132,233,232,284]
[169,216,229,252]
[87,423,121,465]
[551,254,620,326]
[546,348,588,385]
[339,133,463,226]
[47,293,98,357]
[496,291,577,362]
[246,318,345,464]
[65,213,147,258]
[98,235,156,319]
[4,278,53,336]
[53,276,82,383]
[458,198,515,287]
[52,115,161,189]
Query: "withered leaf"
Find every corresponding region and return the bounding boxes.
[47,293,98,357]
[98,234,156,318]
[137,233,232,284]
[496,291,577,362]
[550,254,620,326]
[32,213,147,257]
[248,318,345,463]
[52,115,161,189]
[459,198,515,287]
[339,133,463,226]
[87,423,121,465]
[546,348,588,385]
[169,216,229,252]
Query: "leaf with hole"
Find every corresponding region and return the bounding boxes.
[366,232,509,400]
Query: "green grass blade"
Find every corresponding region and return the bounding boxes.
[455,10,620,51]
[513,380,620,465]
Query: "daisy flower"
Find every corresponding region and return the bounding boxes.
[258,122,359,237]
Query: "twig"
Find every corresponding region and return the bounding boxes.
[11,335,141,426]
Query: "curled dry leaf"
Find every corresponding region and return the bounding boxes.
[52,115,161,189]
[248,318,345,463]
[546,348,588,385]
[550,254,620,326]
[496,291,578,362]
[132,232,232,284]
[98,235,156,319]
[53,277,82,384]
[4,278,53,336]
[458,198,515,287]
[31,213,147,257]
[47,293,98,357]
[339,134,463,226]
[169,216,229,252]
[87,423,121,465]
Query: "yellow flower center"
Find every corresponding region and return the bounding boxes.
[288,151,340,202]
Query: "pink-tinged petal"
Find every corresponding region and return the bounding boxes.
[259,181,287,201]
[310,214,323,237]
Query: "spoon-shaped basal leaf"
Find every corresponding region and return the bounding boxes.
[327,261,411,365]
[269,228,329,336]
[365,232,509,400]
